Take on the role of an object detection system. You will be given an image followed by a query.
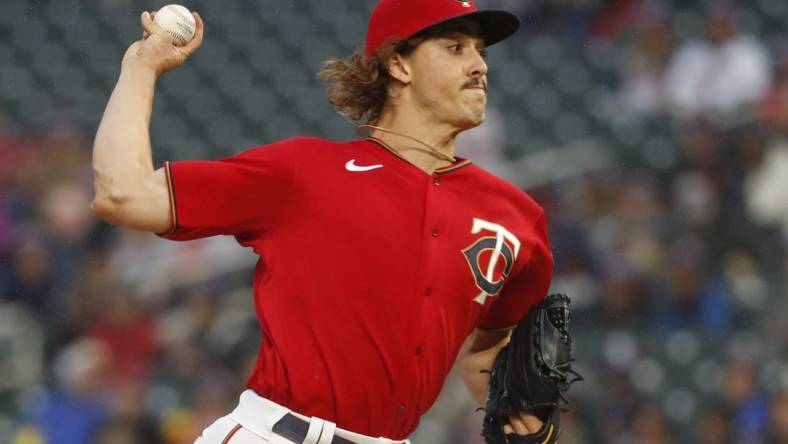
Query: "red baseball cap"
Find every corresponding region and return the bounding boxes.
[364,0,520,58]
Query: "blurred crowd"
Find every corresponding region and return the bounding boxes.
[5,0,788,443]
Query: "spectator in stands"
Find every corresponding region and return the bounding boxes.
[94,382,163,444]
[662,3,771,119]
[721,358,770,443]
[724,126,785,284]
[743,128,788,241]
[695,407,732,444]
[3,234,53,321]
[84,289,159,386]
[16,338,112,444]
[618,402,671,444]
[654,234,732,333]
[613,2,676,117]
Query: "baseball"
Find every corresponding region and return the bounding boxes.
[153,4,196,46]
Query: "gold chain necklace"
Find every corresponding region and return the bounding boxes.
[358,124,456,163]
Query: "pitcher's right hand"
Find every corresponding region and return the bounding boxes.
[121,10,204,77]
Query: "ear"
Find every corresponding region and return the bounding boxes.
[387,52,412,85]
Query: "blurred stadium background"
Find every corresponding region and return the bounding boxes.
[3,0,788,442]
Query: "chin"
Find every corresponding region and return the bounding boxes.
[448,102,486,130]
[461,110,486,129]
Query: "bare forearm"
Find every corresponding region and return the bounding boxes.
[93,64,157,201]
[459,329,510,406]
[460,349,496,406]
[460,328,546,435]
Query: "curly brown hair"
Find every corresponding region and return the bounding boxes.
[318,20,481,125]
[317,40,417,125]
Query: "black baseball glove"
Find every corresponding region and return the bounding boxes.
[481,293,582,444]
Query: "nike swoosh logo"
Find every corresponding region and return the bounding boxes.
[345,159,384,172]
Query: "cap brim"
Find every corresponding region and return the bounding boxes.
[416,10,521,47]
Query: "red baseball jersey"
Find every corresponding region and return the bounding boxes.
[159,137,553,439]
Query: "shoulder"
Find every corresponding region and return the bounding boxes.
[462,163,545,219]
[232,137,357,160]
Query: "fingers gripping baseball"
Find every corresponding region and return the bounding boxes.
[141,10,157,40]
[122,10,204,77]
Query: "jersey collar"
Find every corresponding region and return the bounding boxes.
[364,137,472,175]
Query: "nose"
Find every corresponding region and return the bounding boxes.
[469,49,488,79]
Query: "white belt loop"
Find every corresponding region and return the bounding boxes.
[304,417,324,444]
[317,420,336,444]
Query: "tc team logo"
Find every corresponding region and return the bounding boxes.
[462,218,521,305]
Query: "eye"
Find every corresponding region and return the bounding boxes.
[477,47,487,59]
[448,43,462,54]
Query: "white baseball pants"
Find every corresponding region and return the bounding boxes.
[194,390,412,444]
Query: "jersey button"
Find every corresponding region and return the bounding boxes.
[415,345,423,355]
[398,404,406,415]
[433,177,440,186]
[424,287,432,297]
[431,228,439,237]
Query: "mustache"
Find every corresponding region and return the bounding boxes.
[462,78,487,91]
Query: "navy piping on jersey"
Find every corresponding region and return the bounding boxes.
[157,161,179,238]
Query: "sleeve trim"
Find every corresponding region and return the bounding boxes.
[156,161,179,238]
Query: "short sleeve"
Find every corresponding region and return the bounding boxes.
[477,212,554,330]
[157,141,296,241]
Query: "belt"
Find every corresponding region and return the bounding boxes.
[272,413,355,444]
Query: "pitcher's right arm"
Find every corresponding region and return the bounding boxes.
[91,11,204,233]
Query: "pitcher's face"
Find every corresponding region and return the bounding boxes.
[403,32,488,129]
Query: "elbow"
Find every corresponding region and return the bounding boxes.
[91,194,120,224]
[91,195,114,222]
[91,185,129,224]
[91,167,128,223]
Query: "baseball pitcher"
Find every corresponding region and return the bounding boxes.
[91,1,578,443]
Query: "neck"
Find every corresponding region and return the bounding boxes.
[369,108,460,174]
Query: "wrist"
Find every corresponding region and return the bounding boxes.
[120,60,159,83]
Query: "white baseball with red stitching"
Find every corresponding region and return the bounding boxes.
[153,4,196,46]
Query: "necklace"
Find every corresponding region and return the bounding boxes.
[358,124,456,163]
